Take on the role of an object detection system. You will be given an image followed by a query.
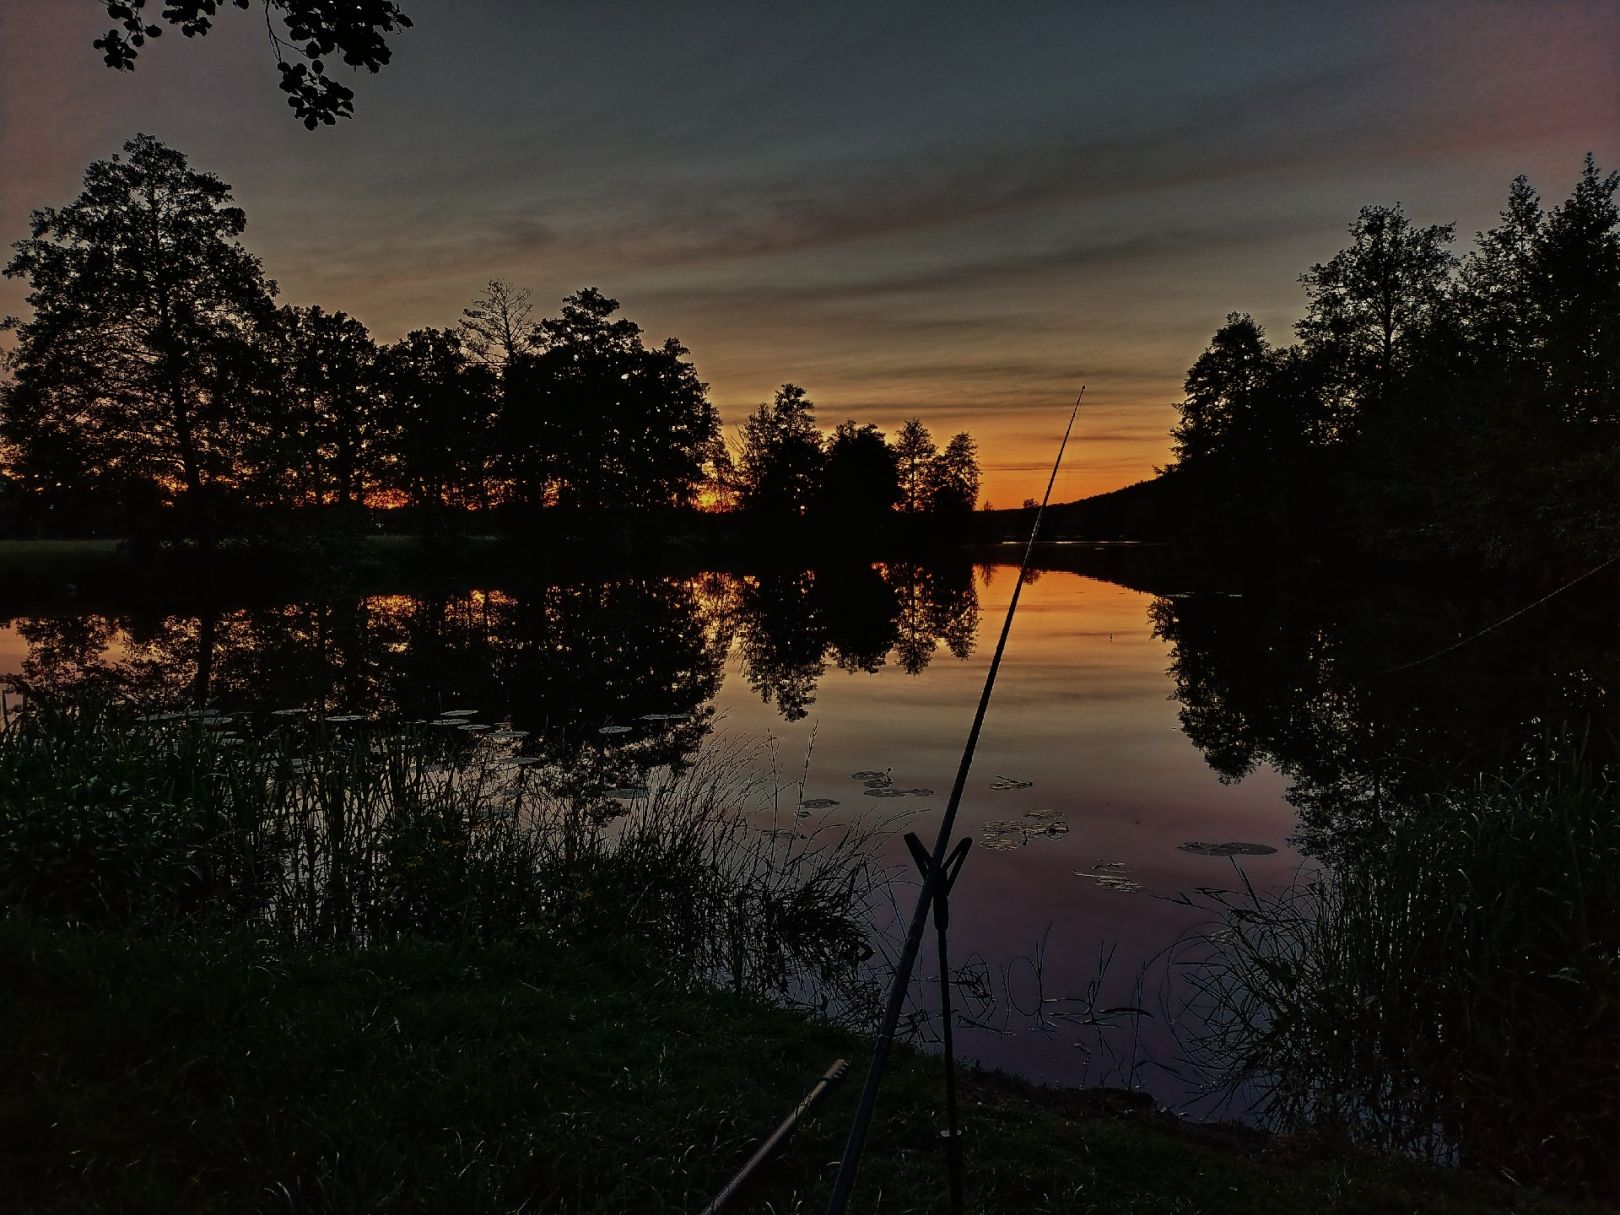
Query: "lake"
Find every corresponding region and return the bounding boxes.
[3,546,1614,1125]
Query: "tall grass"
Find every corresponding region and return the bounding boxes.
[0,694,884,1006]
[1186,742,1620,1197]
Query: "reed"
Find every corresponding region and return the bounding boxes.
[0,693,884,1005]
[1185,739,1620,1197]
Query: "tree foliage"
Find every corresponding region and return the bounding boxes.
[1166,159,1620,571]
[892,418,937,513]
[736,384,824,517]
[1296,204,1456,428]
[257,305,382,509]
[527,289,718,513]
[94,0,412,128]
[1,133,277,544]
[376,328,495,520]
[926,432,981,514]
[0,136,979,544]
[818,421,900,522]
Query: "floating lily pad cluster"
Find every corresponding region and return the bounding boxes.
[1074,860,1144,893]
[848,770,933,799]
[1176,840,1277,857]
[978,807,1071,851]
[988,775,1033,791]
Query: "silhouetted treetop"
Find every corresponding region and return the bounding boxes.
[528,289,719,512]
[736,384,824,517]
[926,432,981,514]
[892,418,936,513]
[94,0,412,128]
[2,133,277,545]
[460,280,536,369]
[1164,157,1619,571]
[819,421,899,522]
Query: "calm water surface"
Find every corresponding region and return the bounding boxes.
[4,552,1611,1119]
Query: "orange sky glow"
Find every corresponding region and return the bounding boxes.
[1,2,1616,507]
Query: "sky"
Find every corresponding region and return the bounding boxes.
[1,1,1617,505]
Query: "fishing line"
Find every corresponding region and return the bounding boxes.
[824,385,1086,1214]
[1379,548,1620,676]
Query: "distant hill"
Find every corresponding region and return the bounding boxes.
[979,473,1192,542]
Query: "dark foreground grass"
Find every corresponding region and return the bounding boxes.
[3,917,1592,1215]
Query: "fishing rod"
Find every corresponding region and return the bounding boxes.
[700,1059,850,1214]
[824,385,1086,1214]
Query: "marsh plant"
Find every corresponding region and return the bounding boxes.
[0,694,884,1007]
[1184,742,1620,1197]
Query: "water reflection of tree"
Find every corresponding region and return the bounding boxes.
[733,561,980,721]
[6,561,982,743]
[7,580,727,775]
[1150,577,1620,853]
[1160,580,1620,1196]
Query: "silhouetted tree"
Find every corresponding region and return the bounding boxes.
[1157,160,1618,570]
[1297,204,1456,428]
[258,305,382,510]
[459,280,535,370]
[529,289,718,513]
[1168,313,1271,468]
[459,281,546,511]
[926,431,981,515]
[892,418,936,513]
[1532,155,1620,430]
[376,328,496,527]
[817,420,899,522]
[736,384,824,517]
[1,134,277,546]
[94,1,412,128]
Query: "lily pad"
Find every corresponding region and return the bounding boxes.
[1096,876,1144,893]
[325,714,364,724]
[989,776,1034,791]
[1076,870,1145,893]
[1177,841,1278,857]
[438,709,480,718]
[799,798,840,810]
[979,819,1029,851]
[979,836,1024,852]
[598,725,633,736]
[851,770,888,781]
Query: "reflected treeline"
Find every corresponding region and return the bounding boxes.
[1158,578,1620,1198]
[730,562,979,721]
[3,559,981,749]
[1149,576,1619,856]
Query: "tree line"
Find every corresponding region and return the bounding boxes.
[1164,156,1619,571]
[0,135,980,547]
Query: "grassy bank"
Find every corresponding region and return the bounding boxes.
[1189,745,1620,1199]
[5,916,1591,1215]
[0,699,1603,1211]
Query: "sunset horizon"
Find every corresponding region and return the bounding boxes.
[4,2,1615,506]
